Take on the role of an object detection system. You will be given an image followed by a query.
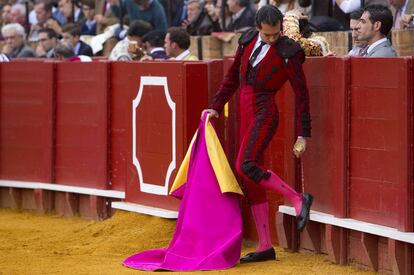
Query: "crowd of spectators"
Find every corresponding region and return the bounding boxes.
[0,0,412,61]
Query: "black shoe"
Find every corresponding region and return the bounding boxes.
[240,247,276,263]
[297,192,313,232]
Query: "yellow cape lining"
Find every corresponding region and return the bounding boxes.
[170,116,243,196]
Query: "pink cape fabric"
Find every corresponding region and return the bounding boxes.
[123,116,243,271]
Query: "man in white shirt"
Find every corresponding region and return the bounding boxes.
[356,5,397,56]
[164,27,198,60]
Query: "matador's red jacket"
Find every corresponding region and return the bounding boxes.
[209,29,311,137]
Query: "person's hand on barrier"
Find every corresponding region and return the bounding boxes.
[201,109,219,120]
[293,136,306,158]
[128,41,145,59]
[400,14,414,29]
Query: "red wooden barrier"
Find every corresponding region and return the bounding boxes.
[275,57,414,274]
[54,61,110,218]
[55,62,109,188]
[0,61,55,211]
[301,57,350,217]
[0,58,412,273]
[349,57,413,232]
[111,61,208,212]
[0,61,54,183]
[206,60,225,142]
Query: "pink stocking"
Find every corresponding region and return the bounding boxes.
[259,171,303,216]
[251,202,273,252]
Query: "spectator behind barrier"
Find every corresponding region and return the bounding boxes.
[170,0,188,26]
[1,4,12,28]
[55,41,75,59]
[356,4,397,57]
[141,30,167,59]
[54,41,92,61]
[109,19,152,61]
[348,9,368,56]
[36,28,58,58]
[58,0,84,24]
[10,4,30,34]
[1,23,36,58]
[185,0,221,35]
[62,23,93,56]
[81,0,97,35]
[164,26,198,60]
[109,0,168,32]
[391,0,414,29]
[29,0,62,41]
[226,0,256,32]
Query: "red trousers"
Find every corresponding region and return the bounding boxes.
[235,85,279,205]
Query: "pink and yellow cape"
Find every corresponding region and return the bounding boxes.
[123,114,243,271]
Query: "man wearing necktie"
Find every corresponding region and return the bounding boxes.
[356,5,397,56]
[201,5,313,263]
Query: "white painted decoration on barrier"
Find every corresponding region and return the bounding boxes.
[132,76,176,196]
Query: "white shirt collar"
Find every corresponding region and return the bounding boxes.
[150,47,165,54]
[175,49,190,60]
[249,35,270,67]
[367,37,387,54]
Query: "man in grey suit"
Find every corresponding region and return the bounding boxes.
[1,23,36,59]
[356,5,397,57]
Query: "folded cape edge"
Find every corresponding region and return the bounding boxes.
[170,116,243,196]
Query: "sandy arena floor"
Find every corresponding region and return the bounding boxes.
[0,208,374,275]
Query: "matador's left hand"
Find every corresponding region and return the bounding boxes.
[293,136,306,158]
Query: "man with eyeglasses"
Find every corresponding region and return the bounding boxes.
[1,23,35,59]
[36,28,58,58]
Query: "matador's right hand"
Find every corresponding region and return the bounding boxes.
[200,109,219,120]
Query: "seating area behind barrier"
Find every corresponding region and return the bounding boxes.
[0,57,412,274]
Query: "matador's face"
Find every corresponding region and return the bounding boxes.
[257,22,281,46]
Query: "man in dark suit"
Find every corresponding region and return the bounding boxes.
[185,0,221,35]
[62,23,93,56]
[81,0,97,35]
[142,30,167,59]
[226,0,256,32]
[1,23,35,58]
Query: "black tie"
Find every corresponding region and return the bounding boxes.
[250,41,266,66]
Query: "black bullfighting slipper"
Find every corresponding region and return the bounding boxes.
[240,247,276,263]
[297,192,313,232]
